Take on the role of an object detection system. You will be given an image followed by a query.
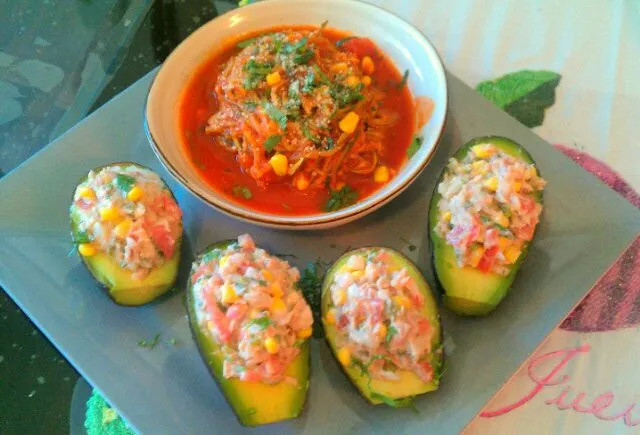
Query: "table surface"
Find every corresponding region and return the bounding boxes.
[1,1,638,434]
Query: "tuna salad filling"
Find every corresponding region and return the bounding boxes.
[191,234,313,385]
[326,250,436,383]
[71,165,182,279]
[435,144,546,275]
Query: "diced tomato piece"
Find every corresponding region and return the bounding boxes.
[337,315,349,329]
[520,195,535,213]
[478,246,499,273]
[75,198,92,210]
[340,37,377,58]
[148,224,176,259]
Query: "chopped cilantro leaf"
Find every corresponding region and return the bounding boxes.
[330,83,364,108]
[353,359,368,376]
[385,325,398,343]
[263,134,282,152]
[336,36,358,47]
[201,249,221,263]
[312,65,331,85]
[243,101,258,111]
[263,102,288,129]
[114,174,136,193]
[370,392,418,411]
[325,185,358,212]
[74,230,92,244]
[243,60,273,90]
[395,69,410,89]
[302,71,316,93]
[246,317,272,330]
[236,37,257,48]
[138,333,161,349]
[232,185,253,200]
[407,135,422,158]
[302,124,320,144]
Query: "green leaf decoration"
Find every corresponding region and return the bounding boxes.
[475,70,561,128]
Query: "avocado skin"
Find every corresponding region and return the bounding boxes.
[186,240,310,427]
[321,247,444,405]
[428,136,543,316]
[69,162,182,306]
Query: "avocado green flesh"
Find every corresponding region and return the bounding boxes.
[186,241,310,426]
[69,162,181,306]
[429,136,541,316]
[321,247,443,405]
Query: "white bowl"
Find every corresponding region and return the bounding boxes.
[145,0,447,230]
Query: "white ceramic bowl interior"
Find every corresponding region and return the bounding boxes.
[145,0,447,229]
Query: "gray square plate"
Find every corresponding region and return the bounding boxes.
[1,70,637,434]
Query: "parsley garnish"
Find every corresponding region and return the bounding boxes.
[352,358,368,377]
[73,230,92,244]
[370,392,418,412]
[201,249,221,263]
[282,36,314,65]
[407,135,422,158]
[312,65,331,85]
[302,124,320,144]
[243,60,273,89]
[246,317,272,330]
[236,37,257,48]
[330,83,364,108]
[395,69,410,89]
[114,174,136,193]
[138,333,161,349]
[263,102,288,130]
[385,325,398,343]
[335,36,358,47]
[232,185,253,200]
[243,101,258,111]
[263,134,282,152]
[302,71,316,93]
[325,185,358,212]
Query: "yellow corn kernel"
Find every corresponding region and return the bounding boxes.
[498,237,510,250]
[269,153,288,177]
[471,144,495,159]
[271,297,286,313]
[471,160,489,175]
[483,177,498,192]
[339,111,360,134]
[219,255,229,268]
[127,186,143,201]
[374,165,390,183]
[469,245,485,268]
[99,206,120,221]
[513,181,522,193]
[361,56,375,75]
[294,173,310,191]
[335,289,347,306]
[505,245,521,264]
[78,243,97,257]
[524,166,537,180]
[262,269,273,281]
[361,75,372,87]
[297,327,313,339]
[77,186,95,200]
[376,323,387,339]
[442,211,452,222]
[346,75,360,88]
[351,270,364,279]
[264,337,279,354]
[337,347,351,366]
[113,219,132,239]
[393,295,411,309]
[266,71,282,86]
[221,283,237,305]
[271,282,284,298]
[325,309,337,325]
[330,62,348,73]
[495,213,510,228]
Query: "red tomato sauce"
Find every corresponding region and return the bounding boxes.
[178,26,416,215]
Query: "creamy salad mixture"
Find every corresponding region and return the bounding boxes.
[71,165,182,279]
[191,234,313,385]
[325,250,436,383]
[435,144,546,275]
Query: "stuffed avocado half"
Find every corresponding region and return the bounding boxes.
[70,162,183,306]
[321,247,443,406]
[429,136,546,316]
[186,235,313,426]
